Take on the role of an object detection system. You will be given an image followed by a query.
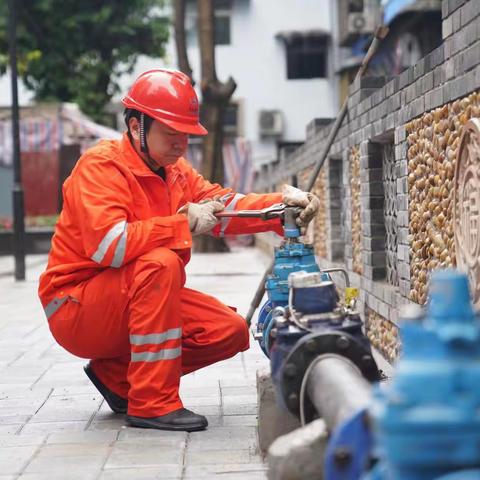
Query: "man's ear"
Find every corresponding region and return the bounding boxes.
[128,117,140,141]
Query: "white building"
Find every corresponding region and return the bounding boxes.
[117,0,338,166]
[1,0,339,167]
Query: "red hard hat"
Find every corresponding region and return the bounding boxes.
[122,69,207,136]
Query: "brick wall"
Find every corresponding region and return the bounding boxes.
[254,0,480,361]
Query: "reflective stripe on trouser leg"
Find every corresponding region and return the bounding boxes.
[130,328,182,363]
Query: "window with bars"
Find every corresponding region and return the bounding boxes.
[285,35,328,80]
[382,143,398,287]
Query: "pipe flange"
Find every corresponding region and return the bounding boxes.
[280,331,381,419]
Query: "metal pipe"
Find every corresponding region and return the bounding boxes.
[7,0,25,281]
[321,268,350,287]
[306,355,371,432]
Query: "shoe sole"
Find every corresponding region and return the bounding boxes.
[126,416,208,432]
[83,365,127,414]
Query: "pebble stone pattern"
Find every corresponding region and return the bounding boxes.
[350,146,363,275]
[298,166,328,258]
[365,307,400,363]
[406,91,480,304]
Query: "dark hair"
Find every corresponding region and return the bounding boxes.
[124,109,154,139]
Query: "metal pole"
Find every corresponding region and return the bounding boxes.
[306,355,371,432]
[246,26,389,326]
[7,0,25,281]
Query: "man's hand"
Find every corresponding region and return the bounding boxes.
[178,200,225,236]
[282,184,320,227]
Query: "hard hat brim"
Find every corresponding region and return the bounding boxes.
[158,118,208,136]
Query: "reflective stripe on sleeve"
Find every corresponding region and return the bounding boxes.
[129,328,182,346]
[219,193,234,203]
[91,220,127,264]
[111,224,128,268]
[44,296,69,319]
[220,193,245,237]
[131,347,182,363]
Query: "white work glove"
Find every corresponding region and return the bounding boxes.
[282,184,320,227]
[178,200,224,236]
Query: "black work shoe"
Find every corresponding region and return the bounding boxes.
[126,408,208,432]
[83,363,128,414]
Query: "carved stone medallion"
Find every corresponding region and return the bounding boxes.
[454,118,480,308]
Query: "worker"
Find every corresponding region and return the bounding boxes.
[38,69,320,432]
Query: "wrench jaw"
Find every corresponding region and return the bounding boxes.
[214,203,303,239]
[215,203,287,220]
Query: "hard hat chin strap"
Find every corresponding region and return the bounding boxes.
[139,113,149,155]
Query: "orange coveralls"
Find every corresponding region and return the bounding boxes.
[38,133,283,417]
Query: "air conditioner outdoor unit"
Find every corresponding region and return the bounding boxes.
[347,12,376,35]
[259,110,283,138]
[338,0,379,46]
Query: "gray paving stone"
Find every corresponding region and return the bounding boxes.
[186,449,263,465]
[222,415,259,427]
[179,386,220,398]
[47,430,118,444]
[23,443,108,474]
[104,442,184,468]
[223,394,258,405]
[98,466,182,479]
[0,434,46,447]
[183,395,221,407]
[188,436,258,452]
[87,417,126,431]
[30,393,102,422]
[20,420,89,435]
[50,385,97,396]
[189,405,222,416]
[223,403,258,416]
[183,463,267,478]
[0,424,21,434]
[118,428,187,444]
[221,386,257,396]
[19,473,99,480]
[0,445,39,475]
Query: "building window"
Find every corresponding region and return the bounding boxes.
[199,102,239,137]
[214,0,232,45]
[285,34,328,80]
[187,0,232,46]
[223,103,238,137]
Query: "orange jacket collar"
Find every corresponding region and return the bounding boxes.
[120,132,181,179]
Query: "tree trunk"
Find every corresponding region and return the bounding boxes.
[195,0,236,252]
[173,0,194,83]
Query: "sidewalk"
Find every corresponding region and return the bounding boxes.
[0,248,271,479]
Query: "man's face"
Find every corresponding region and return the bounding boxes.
[129,117,189,170]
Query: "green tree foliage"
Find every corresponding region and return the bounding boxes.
[0,0,169,122]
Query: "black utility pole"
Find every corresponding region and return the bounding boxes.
[7,0,25,280]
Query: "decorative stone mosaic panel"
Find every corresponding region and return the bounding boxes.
[298,166,327,258]
[350,146,362,274]
[365,307,400,363]
[406,92,480,305]
[454,118,480,309]
[383,143,398,286]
